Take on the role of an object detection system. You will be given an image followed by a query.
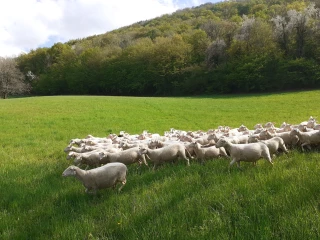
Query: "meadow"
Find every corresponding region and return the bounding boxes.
[0,91,320,239]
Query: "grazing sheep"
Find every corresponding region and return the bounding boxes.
[62,163,127,194]
[290,129,320,151]
[99,147,148,167]
[215,138,273,168]
[138,143,191,170]
[247,136,288,157]
[189,142,228,163]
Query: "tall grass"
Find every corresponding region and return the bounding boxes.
[0,91,320,239]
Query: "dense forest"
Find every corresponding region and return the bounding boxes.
[16,0,320,96]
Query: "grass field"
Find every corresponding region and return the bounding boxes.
[0,90,320,239]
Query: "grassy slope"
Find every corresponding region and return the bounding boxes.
[0,91,319,239]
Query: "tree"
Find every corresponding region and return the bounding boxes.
[206,38,227,68]
[0,57,30,99]
[287,3,318,58]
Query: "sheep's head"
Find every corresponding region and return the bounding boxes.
[215,138,228,148]
[290,129,299,136]
[238,124,248,132]
[66,152,77,160]
[248,135,259,143]
[64,146,71,153]
[62,166,77,177]
[138,147,148,155]
[99,152,107,160]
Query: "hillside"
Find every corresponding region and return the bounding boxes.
[17,0,320,96]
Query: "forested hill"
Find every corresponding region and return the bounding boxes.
[17,0,320,96]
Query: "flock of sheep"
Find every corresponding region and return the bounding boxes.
[62,116,320,194]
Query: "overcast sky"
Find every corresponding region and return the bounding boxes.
[0,0,220,57]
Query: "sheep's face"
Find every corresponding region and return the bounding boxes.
[216,139,227,148]
[148,140,158,149]
[248,136,259,143]
[62,166,76,177]
[64,146,71,153]
[138,147,148,155]
[66,152,75,160]
[290,129,299,136]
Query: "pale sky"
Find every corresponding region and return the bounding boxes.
[0,0,219,57]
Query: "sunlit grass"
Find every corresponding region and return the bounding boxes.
[0,91,319,239]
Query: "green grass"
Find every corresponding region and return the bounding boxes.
[0,91,320,239]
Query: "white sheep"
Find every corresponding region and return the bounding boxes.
[290,129,320,151]
[138,143,191,170]
[72,151,103,169]
[99,147,148,167]
[64,146,87,153]
[62,163,127,194]
[189,141,228,163]
[314,124,320,130]
[215,138,273,168]
[224,135,249,144]
[247,136,288,157]
[273,131,299,148]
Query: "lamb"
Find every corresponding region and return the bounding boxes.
[138,143,191,170]
[189,142,228,163]
[215,138,273,168]
[247,136,288,157]
[99,147,148,167]
[62,162,127,194]
[290,129,320,151]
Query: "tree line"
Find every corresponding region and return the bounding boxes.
[2,0,320,98]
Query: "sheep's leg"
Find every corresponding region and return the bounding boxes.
[229,159,237,168]
[301,143,312,151]
[178,152,190,166]
[185,158,190,166]
[280,145,289,154]
[265,156,273,166]
[118,179,126,192]
[140,155,149,166]
[200,158,205,165]
[185,149,194,159]
[85,188,96,195]
[153,164,157,171]
[300,142,309,151]
[236,161,241,168]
